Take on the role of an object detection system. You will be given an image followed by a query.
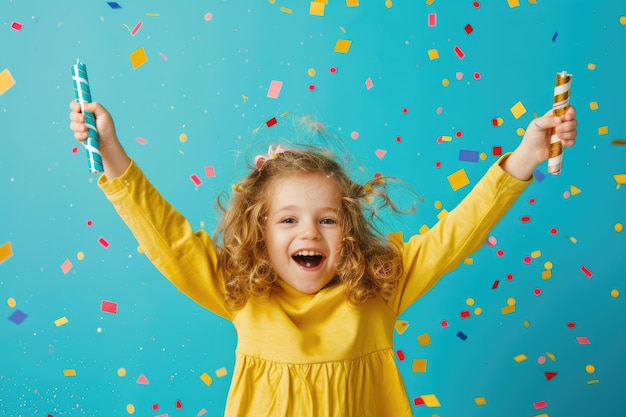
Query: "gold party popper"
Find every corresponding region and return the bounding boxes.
[547,71,572,175]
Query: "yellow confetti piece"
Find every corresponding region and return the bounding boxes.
[589,101,598,110]
[440,135,452,142]
[437,209,449,220]
[544,261,553,269]
[614,174,626,188]
[77,251,85,261]
[475,397,487,406]
[216,367,228,377]
[54,316,69,327]
[7,297,16,308]
[463,258,474,265]
[535,414,549,417]
[412,359,427,372]
[442,78,450,87]
[309,2,325,16]
[129,46,148,69]
[611,289,620,298]
[514,354,527,363]
[126,404,135,414]
[615,223,624,233]
[0,241,13,264]
[395,320,410,335]
[620,16,626,25]
[507,297,516,306]
[507,0,520,7]
[419,224,430,234]
[585,364,595,374]
[279,6,292,13]
[428,49,440,60]
[570,185,582,195]
[510,101,527,119]
[546,352,556,362]
[501,304,515,314]
[531,250,541,258]
[417,332,431,347]
[117,368,127,377]
[598,126,608,135]
[541,270,552,280]
[179,133,188,142]
[307,68,316,77]
[334,39,352,53]
[587,379,600,385]
[447,168,470,191]
[200,372,213,386]
[474,307,482,315]
[466,298,475,306]
[587,63,596,70]
[523,320,530,328]
[384,0,392,8]
[63,369,77,377]
[346,0,359,6]
[0,68,16,96]
[421,394,440,407]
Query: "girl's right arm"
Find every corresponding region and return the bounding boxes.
[68,101,234,320]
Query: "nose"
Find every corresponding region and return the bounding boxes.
[300,221,322,240]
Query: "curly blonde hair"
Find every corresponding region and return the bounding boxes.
[214,147,412,309]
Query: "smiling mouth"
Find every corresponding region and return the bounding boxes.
[292,250,324,268]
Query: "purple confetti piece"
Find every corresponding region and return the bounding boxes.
[8,310,28,325]
[459,149,479,163]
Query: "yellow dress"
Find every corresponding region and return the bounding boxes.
[99,154,531,416]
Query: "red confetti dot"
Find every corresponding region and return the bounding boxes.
[72,146,79,154]
[506,274,514,281]
[152,404,159,411]
[176,400,183,409]
[441,319,448,327]
[414,397,425,406]
[460,310,470,319]
[533,288,542,296]
[473,1,480,7]
[86,220,93,227]
[308,84,316,91]
[496,249,505,257]
[520,216,531,223]
[528,198,536,204]
[374,172,383,179]
[492,146,502,156]
[329,67,337,74]
[473,71,481,80]
[402,107,409,114]
[436,136,444,144]
[435,161,442,168]
[455,130,463,138]
[566,322,576,328]
[395,136,402,143]
[550,228,558,235]
[523,256,532,264]
[396,350,405,361]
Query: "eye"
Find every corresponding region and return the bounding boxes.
[320,218,337,225]
[280,217,297,224]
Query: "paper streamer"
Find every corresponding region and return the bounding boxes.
[547,71,572,175]
[71,60,103,174]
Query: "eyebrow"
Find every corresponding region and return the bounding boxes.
[271,205,339,215]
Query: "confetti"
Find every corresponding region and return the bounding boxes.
[453,45,465,59]
[417,333,431,347]
[11,21,23,31]
[514,354,527,363]
[190,174,202,186]
[427,13,437,27]
[580,265,593,278]
[200,372,213,386]
[205,166,215,177]
[545,372,558,381]
[412,359,427,372]
[533,400,548,409]
[63,369,77,377]
[396,350,405,360]
[576,336,591,345]
[365,77,374,90]
[129,46,148,69]
[334,39,352,53]
[447,168,470,191]
[98,237,110,249]
[267,80,283,99]
[427,49,439,60]
[107,2,122,9]
[130,21,143,36]
[420,394,440,407]
[456,331,467,341]
[136,373,150,384]
[216,368,228,377]
[510,101,527,119]
[475,397,487,406]
[507,0,520,7]
[101,300,118,314]
[60,258,73,274]
[375,149,387,159]
[395,319,409,335]
[54,316,69,327]
[309,2,325,16]
[0,241,13,264]
[552,32,558,42]
[459,150,479,162]
[8,310,27,325]
[464,24,473,34]
[0,69,16,96]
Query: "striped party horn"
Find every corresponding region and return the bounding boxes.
[547,71,572,175]
[71,60,103,174]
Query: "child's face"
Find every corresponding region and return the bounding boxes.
[264,173,342,294]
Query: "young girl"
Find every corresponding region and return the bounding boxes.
[69,101,577,416]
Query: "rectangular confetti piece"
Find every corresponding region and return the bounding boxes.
[459,149,479,162]
[267,80,283,99]
[190,174,202,186]
[101,300,118,314]
[55,316,69,327]
[510,101,527,119]
[412,359,427,373]
[427,13,437,27]
[334,39,352,53]
[447,168,470,191]
[0,69,16,96]
[453,45,465,59]
[200,372,213,386]
[63,369,77,376]
[421,394,440,407]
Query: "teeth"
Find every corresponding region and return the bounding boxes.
[295,250,322,257]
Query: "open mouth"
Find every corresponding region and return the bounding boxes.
[292,250,324,269]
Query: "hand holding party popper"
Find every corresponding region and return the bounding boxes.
[547,71,572,175]
[71,59,103,174]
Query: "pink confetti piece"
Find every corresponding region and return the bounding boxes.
[427,13,437,27]
[130,21,143,36]
[98,237,110,249]
[205,166,215,177]
[576,336,591,345]
[581,265,593,278]
[136,137,148,145]
[136,373,149,384]
[533,400,548,409]
[464,24,473,34]
[453,45,465,59]
[365,77,374,90]
[267,80,283,99]
[197,408,208,416]
[159,52,168,61]
[11,21,23,31]
[375,149,387,159]
[60,258,73,274]
[101,300,118,314]
[190,174,202,186]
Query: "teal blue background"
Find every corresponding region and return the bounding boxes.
[1,1,625,416]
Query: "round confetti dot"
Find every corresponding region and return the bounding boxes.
[395,136,402,143]
[528,198,536,204]
[307,68,316,77]
[620,16,626,25]
[473,307,482,316]
[117,368,126,377]
[204,13,213,21]
[544,261,553,269]
[77,251,85,261]
[563,191,570,199]
[473,1,480,7]
[538,356,546,365]
[550,227,558,235]
[97,327,103,333]
[308,84,316,91]
[496,249,505,257]
[435,161,442,168]
[179,133,188,143]
[442,78,450,87]
[506,274,514,281]
[350,131,359,140]
[441,320,448,327]
[473,72,481,80]
[523,256,532,264]
[385,0,392,8]
[533,288,542,296]
[523,320,530,328]
[329,66,337,74]
[479,152,487,160]
[611,289,620,298]
[126,404,135,414]
[507,297,516,306]
[7,297,16,308]
[585,364,596,374]
[152,404,159,411]
[516,127,525,136]
[615,223,623,232]
[466,297,475,306]
[402,107,409,114]
[436,136,444,144]
[455,131,463,138]
[456,72,464,80]
[434,200,443,209]
[487,236,497,246]
[436,106,443,115]
[71,146,79,154]
[86,219,93,227]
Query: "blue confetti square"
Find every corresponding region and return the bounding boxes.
[534,169,546,182]
[107,2,122,9]
[459,149,479,163]
[8,310,27,325]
